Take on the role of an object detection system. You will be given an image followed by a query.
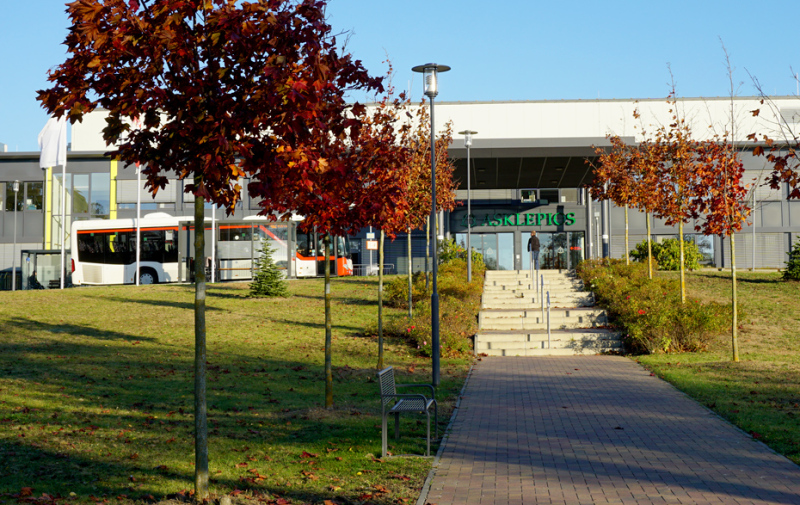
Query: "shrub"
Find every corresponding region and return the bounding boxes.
[437,237,485,267]
[249,241,289,297]
[380,257,485,357]
[782,239,800,281]
[577,259,732,354]
[630,238,702,271]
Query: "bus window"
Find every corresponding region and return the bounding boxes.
[78,232,106,264]
[336,236,350,259]
[297,232,313,257]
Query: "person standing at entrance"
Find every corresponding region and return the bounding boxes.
[527,231,540,269]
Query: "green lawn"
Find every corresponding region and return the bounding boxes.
[0,277,471,504]
[635,270,800,464]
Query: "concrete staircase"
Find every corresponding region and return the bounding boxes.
[476,270,623,356]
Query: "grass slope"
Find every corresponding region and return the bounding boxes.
[635,271,800,464]
[0,277,470,504]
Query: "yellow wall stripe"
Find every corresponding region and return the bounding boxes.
[44,167,53,249]
[109,159,118,219]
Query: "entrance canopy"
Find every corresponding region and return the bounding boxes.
[447,137,633,191]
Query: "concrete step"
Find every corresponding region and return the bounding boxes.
[483,283,585,293]
[481,296,595,310]
[483,290,592,300]
[479,308,608,331]
[485,270,578,278]
[485,269,576,278]
[475,329,623,356]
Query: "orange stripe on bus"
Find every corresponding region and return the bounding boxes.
[77,226,179,234]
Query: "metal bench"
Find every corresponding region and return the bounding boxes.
[378,366,437,457]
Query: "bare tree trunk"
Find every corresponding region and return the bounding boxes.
[625,205,630,265]
[378,229,385,369]
[730,233,740,362]
[193,182,209,500]
[679,221,686,303]
[407,229,413,319]
[324,235,333,408]
[646,212,653,279]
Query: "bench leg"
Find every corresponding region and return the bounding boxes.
[435,403,438,440]
[426,411,431,457]
[394,412,400,439]
[381,413,388,458]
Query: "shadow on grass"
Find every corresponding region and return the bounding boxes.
[1,317,156,343]
[103,297,229,311]
[0,335,452,502]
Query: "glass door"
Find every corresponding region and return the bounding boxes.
[568,232,585,268]
[455,233,514,270]
[540,233,569,270]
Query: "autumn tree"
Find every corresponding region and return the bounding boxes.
[589,121,660,277]
[297,92,411,376]
[403,101,457,306]
[749,79,800,200]
[589,135,640,265]
[694,139,750,362]
[39,0,391,498]
[649,94,704,303]
[371,98,457,369]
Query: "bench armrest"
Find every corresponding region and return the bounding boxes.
[395,383,435,399]
[381,393,427,402]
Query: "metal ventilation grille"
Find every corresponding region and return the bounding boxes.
[83,264,104,284]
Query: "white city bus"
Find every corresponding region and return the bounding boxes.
[70,213,353,285]
[71,213,182,285]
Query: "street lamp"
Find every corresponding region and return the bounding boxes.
[412,62,450,387]
[458,130,477,283]
[12,180,20,291]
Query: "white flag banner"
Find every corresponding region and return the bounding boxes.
[38,115,68,168]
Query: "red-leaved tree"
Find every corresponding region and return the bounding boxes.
[38,0,394,498]
[694,138,750,362]
[589,135,640,265]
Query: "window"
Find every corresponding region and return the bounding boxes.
[560,188,579,203]
[91,173,110,216]
[77,228,178,265]
[4,182,15,211]
[4,181,42,211]
[25,182,43,210]
[539,189,559,205]
[53,173,111,217]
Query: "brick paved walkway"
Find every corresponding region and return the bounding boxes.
[423,356,800,505]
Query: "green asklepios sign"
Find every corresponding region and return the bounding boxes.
[461,212,576,228]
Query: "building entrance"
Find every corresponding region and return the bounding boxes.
[521,232,585,270]
[454,232,514,270]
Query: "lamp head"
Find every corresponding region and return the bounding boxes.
[12,180,20,193]
[412,63,450,98]
[458,130,478,148]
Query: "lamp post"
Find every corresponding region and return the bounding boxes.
[12,180,20,291]
[458,130,477,283]
[412,62,450,387]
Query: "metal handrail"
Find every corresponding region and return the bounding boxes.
[546,291,551,349]
[540,274,545,322]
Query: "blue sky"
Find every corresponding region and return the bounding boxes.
[2,0,799,152]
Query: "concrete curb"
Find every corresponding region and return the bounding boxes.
[415,362,476,505]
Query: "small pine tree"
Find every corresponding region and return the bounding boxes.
[782,239,800,281]
[249,241,290,297]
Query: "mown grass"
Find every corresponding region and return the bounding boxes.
[0,277,471,504]
[634,270,800,464]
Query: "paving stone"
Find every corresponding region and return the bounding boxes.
[422,357,800,504]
